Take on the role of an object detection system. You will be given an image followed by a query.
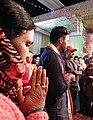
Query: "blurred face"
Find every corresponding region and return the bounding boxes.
[78,58,83,64]
[74,58,79,64]
[59,35,68,52]
[66,50,75,59]
[26,52,33,63]
[89,58,93,63]
[11,30,34,63]
[74,57,78,61]
[36,56,40,65]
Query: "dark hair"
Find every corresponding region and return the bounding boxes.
[50,26,68,43]
[74,56,78,60]
[0,0,35,39]
[89,56,93,61]
[32,54,40,64]
[84,63,93,77]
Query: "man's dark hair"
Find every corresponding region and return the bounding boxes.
[89,56,93,61]
[74,56,78,60]
[50,26,68,43]
[0,0,35,39]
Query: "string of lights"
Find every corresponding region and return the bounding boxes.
[23,0,50,12]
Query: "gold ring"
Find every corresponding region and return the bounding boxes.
[41,85,46,90]
[35,83,41,86]
[24,85,31,89]
[16,85,23,92]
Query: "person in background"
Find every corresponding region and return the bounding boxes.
[26,51,37,69]
[89,56,93,64]
[78,57,86,72]
[74,56,79,65]
[83,54,90,66]
[65,45,82,115]
[38,26,75,120]
[0,0,49,119]
[22,51,36,87]
[79,63,93,119]
[32,54,40,66]
[26,51,33,64]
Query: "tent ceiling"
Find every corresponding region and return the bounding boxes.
[17,0,87,17]
[35,16,74,33]
[37,0,65,10]
[17,0,93,33]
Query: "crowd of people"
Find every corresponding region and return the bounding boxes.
[62,46,93,119]
[0,0,93,120]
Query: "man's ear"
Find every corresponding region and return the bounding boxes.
[59,37,63,44]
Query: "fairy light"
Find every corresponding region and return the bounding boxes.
[51,10,55,13]
[23,0,50,12]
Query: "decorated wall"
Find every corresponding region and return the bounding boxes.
[68,34,83,57]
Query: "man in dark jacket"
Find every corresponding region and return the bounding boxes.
[38,26,74,120]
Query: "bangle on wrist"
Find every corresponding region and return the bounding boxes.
[25,107,46,117]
